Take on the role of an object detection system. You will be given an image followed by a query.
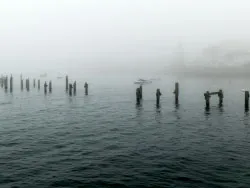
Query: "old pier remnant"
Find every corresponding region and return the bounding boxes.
[204,89,223,108]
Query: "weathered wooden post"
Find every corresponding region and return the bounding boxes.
[218,89,223,106]
[33,79,36,88]
[136,88,140,104]
[5,76,8,90]
[26,78,30,91]
[204,91,210,108]
[20,75,23,91]
[73,81,76,95]
[66,75,68,91]
[156,89,162,106]
[38,80,40,90]
[44,81,48,94]
[245,91,249,109]
[139,85,142,99]
[84,82,88,95]
[0,76,3,88]
[69,83,73,96]
[21,79,23,91]
[49,81,52,93]
[25,79,27,90]
[10,75,13,92]
[174,82,179,103]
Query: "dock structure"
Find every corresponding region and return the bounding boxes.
[204,89,223,108]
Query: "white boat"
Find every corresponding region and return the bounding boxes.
[57,73,64,79]
[40,73,47,78]
[134,79,152,85]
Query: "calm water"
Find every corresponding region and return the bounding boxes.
[1,74,250,188]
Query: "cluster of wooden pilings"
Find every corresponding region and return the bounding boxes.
[65,76,88,96]
[1,75,250,111]
[136,82,178,106]
[0,75,13,92]
[1,75,89,96]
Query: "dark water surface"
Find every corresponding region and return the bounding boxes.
[1,74,250,188]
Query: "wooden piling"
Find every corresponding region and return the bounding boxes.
[136,88,140,104]
[218,89,223,106]
[38,80,40,90]
[5,76,8,90]
[245,91,249,109]
[44,81,48,94]
[156,89,162,106]
[49,81,52,93]
[69,83,73,96]
[84,82,88,95]
[66,76,68,91]
[139,85,142,99]
[73,81,76,95]
[33,79,36,88]
[10,75,13,92]
[21,79,23,91]
[0,76,3,88]
[204,91,210,108]
[26,78,30,91]
[174,82,179,103]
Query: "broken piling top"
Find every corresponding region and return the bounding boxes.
[174,82,179,95]
[204,91,211,99]
[156,89,162,96]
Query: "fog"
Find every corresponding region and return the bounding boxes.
[1,0,250,74]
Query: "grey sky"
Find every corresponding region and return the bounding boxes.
[1,0,250,73]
